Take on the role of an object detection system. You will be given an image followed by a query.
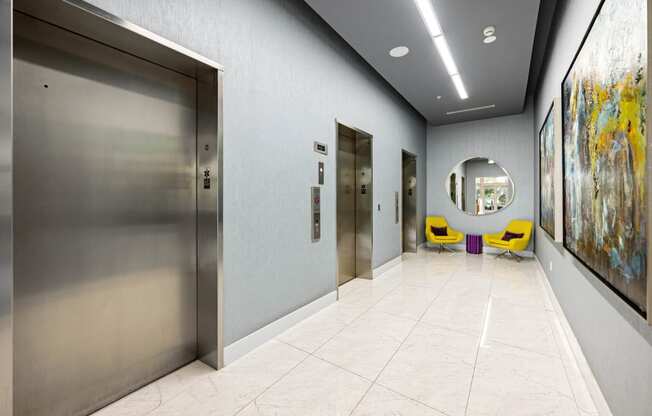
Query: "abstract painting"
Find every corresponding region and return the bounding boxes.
[539,104,556,239]
[562,0,647,314]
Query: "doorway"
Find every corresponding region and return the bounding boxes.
[336,122,373,286]
[402,151,417,253]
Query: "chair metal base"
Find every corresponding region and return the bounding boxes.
[494,250,523,262]
[438,244,456,254]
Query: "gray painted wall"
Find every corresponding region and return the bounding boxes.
[427,110,534,237]
[86,0,427,345]
[534,1,652,415]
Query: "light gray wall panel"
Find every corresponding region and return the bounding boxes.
[86,0,426,345]
[427,110,534,237]
[533,1,652,415]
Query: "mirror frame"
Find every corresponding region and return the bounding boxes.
[445,156,515,217]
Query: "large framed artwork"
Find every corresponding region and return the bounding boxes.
[562,0,648,316]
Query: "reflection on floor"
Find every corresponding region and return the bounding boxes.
[94,250,605,416]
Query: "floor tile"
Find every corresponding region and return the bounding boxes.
[93,383,162,416]
[277,302,364,352]
[351,384,445,416]
[467,342,579,416]
[239,356,370,416]
[400,272,452,289]
[315,310,416,380]
[372,284,443,320]
[93,361,212,416]
[377,323,478,416]
[148,392,205,416]
[419,277,491,335]
[188,340,308,416]
[484,298,559,357]
[491,271,546,309]
[338,278,370,298]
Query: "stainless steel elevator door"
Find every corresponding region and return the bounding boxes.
[13,12,198,416]
[354,133,372,278]
[337,125,373,286]
[402,153,417,253]
[337,131,356,286]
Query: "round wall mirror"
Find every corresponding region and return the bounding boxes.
[446,157,514,216]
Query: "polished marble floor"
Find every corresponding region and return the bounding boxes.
[94,250,604,416]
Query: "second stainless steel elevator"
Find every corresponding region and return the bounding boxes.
[7,2,224,416]
[402,151,417,253]
[336,123,373,286]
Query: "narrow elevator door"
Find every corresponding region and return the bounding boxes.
[13,12,198,416]
[402,152,417,253]
[337,124,372,286]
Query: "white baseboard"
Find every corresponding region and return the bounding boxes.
[223,290,337,365]
[534,257,612,416]
[372,255,402,278]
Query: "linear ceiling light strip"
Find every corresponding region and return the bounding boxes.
[446,104,495,115]
[414,0,468,99]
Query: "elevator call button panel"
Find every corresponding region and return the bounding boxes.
[314,141,328,155]
[311,186,321,242]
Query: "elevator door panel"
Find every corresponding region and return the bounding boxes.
[13,13,198,416]
[337,134,356,286]
[355,135,372,278]
[402,154,417,253]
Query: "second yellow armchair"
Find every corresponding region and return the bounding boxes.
[425,216,464,253]
[483,219,532,261]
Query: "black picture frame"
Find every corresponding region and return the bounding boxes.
[560,0,647,318]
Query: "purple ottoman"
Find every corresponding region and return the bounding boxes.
[466,234,483,254]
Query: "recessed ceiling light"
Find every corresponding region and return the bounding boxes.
[389,46,410,58]
[483,35,497,44]
[483,26,496,37]
[436,95,442,100]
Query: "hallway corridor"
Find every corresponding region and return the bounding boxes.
[95,251,603,416]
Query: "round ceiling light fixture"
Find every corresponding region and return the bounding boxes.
[483,26,496,44]
[389,46,410,58]
[483,26,496,37]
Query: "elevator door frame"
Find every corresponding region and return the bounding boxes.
[1,1,224,415]
[335,120,373,294]
[402,150,417,254]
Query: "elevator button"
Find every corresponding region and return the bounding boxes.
[203,168,211,189]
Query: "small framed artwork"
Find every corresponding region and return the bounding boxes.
[539,97,563,242]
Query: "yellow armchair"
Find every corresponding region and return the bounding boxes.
[483,219,532,261]
[425,216,464,253]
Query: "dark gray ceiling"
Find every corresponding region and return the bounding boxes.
[305,0,542,125]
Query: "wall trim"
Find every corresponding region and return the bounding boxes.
[223,290,337,365]
[372,255,402,278]
[534,256,613,416]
